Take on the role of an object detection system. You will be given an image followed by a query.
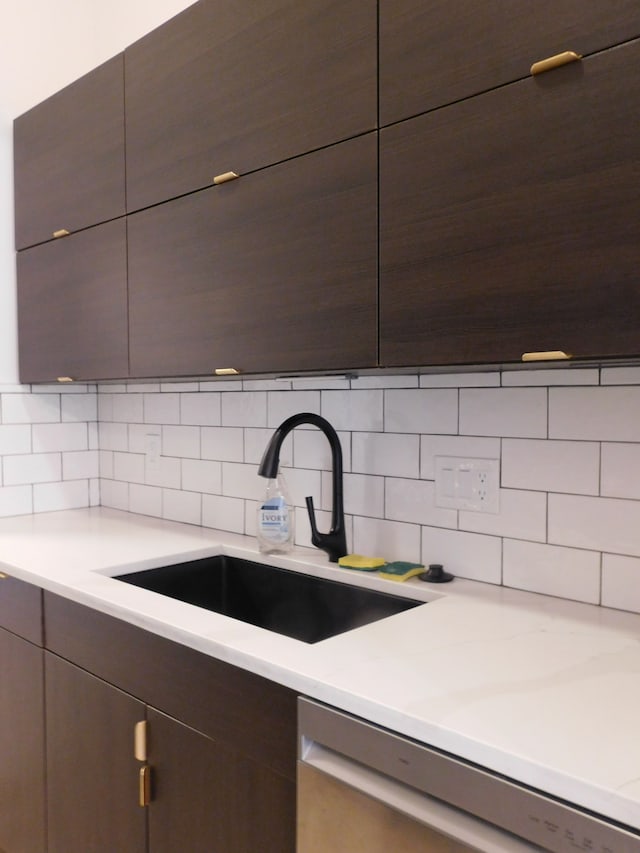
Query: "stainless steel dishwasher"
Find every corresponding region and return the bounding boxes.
[298,698,640,853]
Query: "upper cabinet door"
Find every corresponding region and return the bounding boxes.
[125,0,377,212]
[379,0,640,126]
[379,39,640,368]
[14,55,126,251]
[128,133,377,379]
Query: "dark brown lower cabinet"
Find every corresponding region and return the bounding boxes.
[0,627,46,853]
[380,37,640,368]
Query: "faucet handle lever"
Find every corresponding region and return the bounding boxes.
[305,496,320,541]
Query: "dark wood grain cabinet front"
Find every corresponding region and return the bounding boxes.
[125,0,377,212]
[17,218,129,382]
[379,38,640,368]
[128,133,378,379]
[379,0,640,126]
[14,54,125,250]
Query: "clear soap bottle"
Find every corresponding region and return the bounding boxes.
[256,471,295,555]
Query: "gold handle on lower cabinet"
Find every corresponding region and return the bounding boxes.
[521,350,571,362]
[530,51,582,76]
[52,229,70,238]
[213,171,239,185]
[139,765,152,807]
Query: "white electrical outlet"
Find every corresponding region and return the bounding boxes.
[435,457,500,513]
[144,432,161,477]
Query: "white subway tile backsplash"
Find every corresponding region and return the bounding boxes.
[161,425,200,459]
[351,375,419,389]
[221,392,267,427]
[202,427,244,463]
[113,452,145,484]
[600,367,640,385]
[278,467,322,509]
[460,488,546,542]
[99,451,114,479]
[162,488,201,525]
[129,484,163,517]
[385,477,457,529]
[145,455,181,489]
[111,393,144,423]
[294,428,351,472]
[221,462,265,501]
[549,387,640,441]
[144,393,180,425]
[601,554,640,614]
[503,539,601,604]
[34,480,89,513]
[292,377,351,390]
[98,422,128,452]
[0,485,33,517]
[244,428,293,467]
[203,494,245,534]
[352,432,420,478]
[62,394,97,422]
[549,494,640,557]
[161,382,199,393]
[4,453,61,485]
[2,394,60,424]
[99,478,129,511]
[63,451,100,481]
[601,443,640,500]
[0,425,31,455]
[88,422,99,451]
[420,435,500,480]
[384,389,458,434]
[502,368,598,386]
[460,388,547,438]
[353,516,421,563]
[502,439,599,495]
[33,423,88,453]
[420,372,499,387]
[422,526,502,584]
[180,393,220,426]
[321,390,383,432]
[267,390,320,426]
[321,471,384,519]
[182,459,222,494]
[200,379,243,392]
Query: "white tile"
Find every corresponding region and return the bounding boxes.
[0,485,32,517]
[161,425,200,459]
[111,393,144,423]
[421,435,501,480]
[549,494,640,557]
[89,479,100,507]
[99,451,114,479]
[98,384,127,394]
[199,379,243,392]
[353,516,421,563]
[0,425,31,455]
[201,427,244,462]
[35,383,91,394]
[245,499,259,538]
[502,439,599,495]
[350,374,419,389]
[221,462,264,501]
[182,459,222,494]
[420,372,500,387]
[2,394,60,424]
[460,388,547,438]
[144,393,180,425]
[549,387,640,441]
[97,393,114,422]
[113,452,145,484]
[244,428,293,468]
[98,422,128,451]
[502,368,599,386]
[62,451,99,480]
[88,422,99,450]
[100,479,129,511]
[180,393,221,426]
[503,539,601,604]
[34,480,89,512]
[161,382,199,392]
[602,443,640,499]
[292,377,351,390]
[352,432,420,478]
[460,489,546,542]
[267,391,321,427]
[243,378,291,391]
[127,383,161,393]
[62,394,97,422]
[128,424,155,454]
[221,392,267,427]
[145,455,181,489]
[385,477,457,528]
[162,488,201,525]
[321,390,383,432]
[129,484,163,518]
[278,467,322,509]
[294,429,351,472]
[33,423,88,453]
[600,367,640,385]
[202,494,245,534]
[422,527,502,584]
[384,389,458,434]
[321,472,384,518]
[602,554,640,614]
[0,384,31,393]
[3,453,61,485]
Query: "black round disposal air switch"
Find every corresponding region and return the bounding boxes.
[419,563,454,583]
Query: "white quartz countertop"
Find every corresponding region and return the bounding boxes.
[1,507,639,832]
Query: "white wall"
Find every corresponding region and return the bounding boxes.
[0,0,194,382]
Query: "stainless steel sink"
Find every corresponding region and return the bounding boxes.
[115,554,422,643]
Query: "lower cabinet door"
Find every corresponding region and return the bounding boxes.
[45,653,146,853]
[0,628,45,853]
[147,707,296,853]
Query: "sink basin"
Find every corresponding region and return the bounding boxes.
[115,554,423,643]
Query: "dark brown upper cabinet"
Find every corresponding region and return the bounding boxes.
[379,0,640,126]
[379,39,640,368]
[14,55,125,251]
[124,0,377,212]
[17,219,129,383]
[128,133,377,379]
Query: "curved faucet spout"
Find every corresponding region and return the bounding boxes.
[258,413,347,562]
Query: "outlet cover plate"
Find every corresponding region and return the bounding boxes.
[435,457,500,513]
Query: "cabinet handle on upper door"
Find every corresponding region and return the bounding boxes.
[213,171,239,185]
[52,229,70,238]
[530,51,582,76]
[521,350,571,362]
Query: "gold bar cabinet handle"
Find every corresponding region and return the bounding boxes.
[0,572,8,579]
[139,765,152,807]
[56,376,75,383]
[530,51,582,76]
[213,171,239,185]
[522,350,571,362]
[134,721,148,762]
[52,229,70,238]
[214,367,241,376]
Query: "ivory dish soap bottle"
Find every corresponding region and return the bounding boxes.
[257,471,295,554]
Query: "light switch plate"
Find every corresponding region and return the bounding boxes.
[435,457,500,513]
